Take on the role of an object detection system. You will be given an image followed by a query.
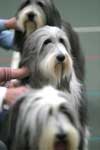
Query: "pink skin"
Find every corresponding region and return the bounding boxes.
[0,67,30,83]
[0,18,30,106]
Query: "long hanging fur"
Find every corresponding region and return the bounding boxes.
[0,86,88,150]
[18,26,88,137]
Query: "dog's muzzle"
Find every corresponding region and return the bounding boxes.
[54,51,72,78]
[16,4,46,33]
[54,133,68,150]
[56,54,65,63]
[27,12,36,21]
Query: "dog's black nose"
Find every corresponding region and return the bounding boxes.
[56,54,65,62]
[56,133,66,141]
[27,12,35,21]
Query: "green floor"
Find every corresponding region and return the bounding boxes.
[0,0,100,149]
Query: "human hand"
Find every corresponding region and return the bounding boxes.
[4,86,29,106]
[5,17,17,29]
[5,79,21,88]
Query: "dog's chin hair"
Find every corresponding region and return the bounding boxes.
[39,52,73,86]
[25,21,36,35]
[17,4,46,34]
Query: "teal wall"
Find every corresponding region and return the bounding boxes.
[0,0,19,67]
[0,0,100,149]
[55,0,100,26]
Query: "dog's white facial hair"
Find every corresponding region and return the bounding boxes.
[39,42,73,85]
[17,4,46,34]
[39,110,79,150]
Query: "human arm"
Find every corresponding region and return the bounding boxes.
[0,67,30,83]
[0,18,16,49]
[0,18,16,31]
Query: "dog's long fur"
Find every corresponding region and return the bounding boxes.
[14,0,84,81]
[19,26,87,131]
[5,1,88,149]
[0,86,88,150]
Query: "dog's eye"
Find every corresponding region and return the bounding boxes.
[59,38,70,52]
[59,104,74,124]
[37,1,44,8]
[59,38,65,45]
[44,39,52,45]
[59,104,68,116]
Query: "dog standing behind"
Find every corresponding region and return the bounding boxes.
[0,86,88,150]
[12,0,84,82]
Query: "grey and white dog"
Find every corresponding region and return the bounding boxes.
[19,26,88,144]
[14,0,84,81]
[20,26,82,94]
[0,86,88,150]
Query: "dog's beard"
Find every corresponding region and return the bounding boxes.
[39,53,73,87]
[39,115,79,150]
[24,21,37,35]
[16,4,46,34]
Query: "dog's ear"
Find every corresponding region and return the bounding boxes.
[5,95,26,147]
[61,21,85,82]
[46,5,62,27]
[21,0,30,6]
[14,31,25,52]
[0,95,25,147]
[51,7,62,27]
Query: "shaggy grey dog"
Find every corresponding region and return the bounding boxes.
[0,86,88,150]
[20,26,73,89]
[14,0,84,81]
[20,26,82,93]
[19,26,88,142]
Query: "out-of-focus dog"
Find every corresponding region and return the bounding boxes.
[14,0,61,51]
[0,86,88,150]
[14,0,84,81]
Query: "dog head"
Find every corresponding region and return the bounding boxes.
[10,86,82,150]
[20,26,73,89]
[15,0,61,49]
[17,0,61,32]
[16,0,46,34]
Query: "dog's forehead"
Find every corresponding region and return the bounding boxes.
[31,87,77,122]
[32,26,67,40]
[32,26,71,49]
[35,86,71,107]
[24,26,68,49]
